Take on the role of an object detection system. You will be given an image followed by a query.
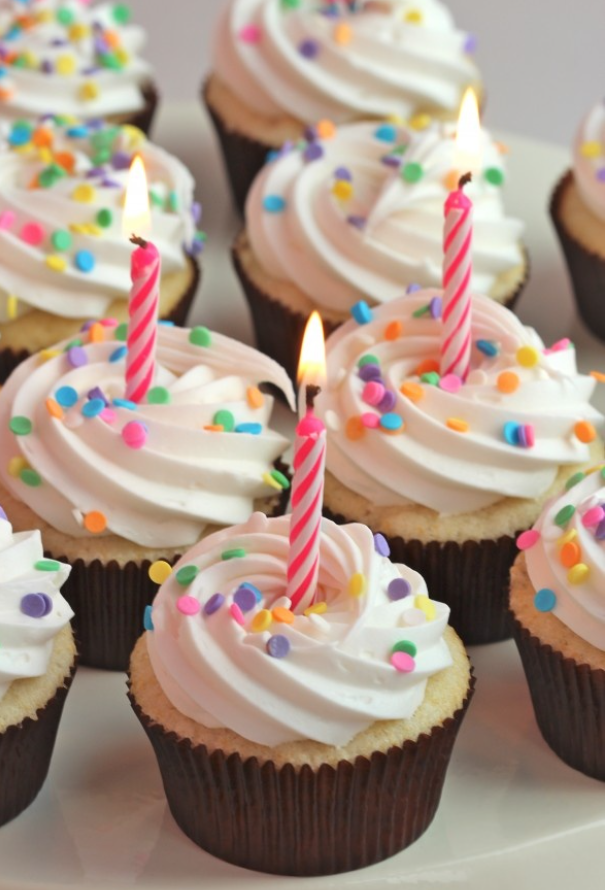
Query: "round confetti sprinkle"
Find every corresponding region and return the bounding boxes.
[391,652,416,673]
[143,605,154,631]
[110,345,127,363]
[82,399,105,418]
[388,578,411,601]
[97,208,113,228]
[374,124,397,143]
[400,381,424,402]
[332,179,353,200]
[554,504,576,527]
[189,326,212,347]
[583,506,605,527]
[351,300,373,325]
[565,471,586,491]
[361,412,380,429]
[476,339,499,357]
[402,162,423,183]
[497,371,520,394]
[484,167,504,186]
[446,417,469,433]
[72,184,96,203]
[175,565,199,587]
[147,386,171,405]
[234,585,257,613]
[373,533,390,557]
[67,345,87,368]
[75,249,95,273]
[568,563,589,585]
[346,416,365,440]
[439,374,463,393]
[122,420,148,449]
[21,469,42,487]
[148,560,172,584]
[263,195,286,213]
[299,38,319,58]
[9,416,32,436]
[560,542,581,569]
[221,548,246,561]
[21,222,45,246]
[177,596,201,616]
[51,229,72,251]
[20,593,53,618]
[516,345,539,368]
[415,595,437,621]
[380,413,403,432]
[270,469,290,490]
[213,409,235,432]
[393,640,417,657]
[236,422,262,435]
[273,606,295,624]
[251,610,272,633]
[55,387,78,409]
[348,573,366,597]
[84,511,107,534]
[516,529,540,551]
[35,560,61,572]
[115,322,128,341]
[204,593,225,616]
[247,386,264,409]
[304,602,328,616]
[267,635,290,659]
[503,421,519,446]
[574,421,597,444]
[384,320,403,340]
[363,381,385,406]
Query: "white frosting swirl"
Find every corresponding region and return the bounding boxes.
[0,115,198,322]
[573,100,605,223]
[314,290,602,515]
[525,469,605,651]
[0,324,295,548]
[246,120,524,311]
[0,0,152,121]
[214,0,478,123]
[147,511,453,747]
[0,510,73,701]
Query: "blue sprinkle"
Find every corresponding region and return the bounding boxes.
[374,533,390,557]
[158,320,175,327]
[374,124,397,143]
[235,423,263,435]
[109,346,127,363]
[262,195,286,213]
[143,605,154,631]
[266,149,280,164]
[55,386,78,408]
[82,398,105,418]
[351,300,373,325]
[8,125,32,146]
[534,588,556,613]
[204,593,225,616]
[503,421,520,446]
[267,634,290,659]
[240,582,263,603]
[476,339,499,357]
[75,250,95,273]
[67,125,89,138]
[113,398,137,411]
[380,413,403,432]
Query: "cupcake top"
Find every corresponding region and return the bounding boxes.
[0,0,151,122]
[312,290,602,516]
[0,323,295,548]
[0,505,73,701]
[246,120,523,309]
[0,115,200,324]
[214,0,478,124]
[146,511,453,747]
[521,468,605,651]
[573,100,605,223]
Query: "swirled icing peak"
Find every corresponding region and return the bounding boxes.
[573,100,605,223]
[246,120,523,311]
[520,467,605,651]
[146,512,453,747]
[0,507,73,701]
[214,0,478,124]
[0,114,201,322]
[0,323,295,548]
[0,0,152,121]
[311,290,603,515]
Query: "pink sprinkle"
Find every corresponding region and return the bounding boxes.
[121,420,148,449]
[516,529,540,550]
[363,381,386,406]
[361,412,380,428]
[21,221,45,246]
[550,338,571,353]
[101,317,119,328]
[391,652,416,673]
[230,603,246,626]
[582,506,605,527]
[177,596,201,616]
[239,24,262,43]
[0,210,15,230]
[439,373,463,393]
[524,424,535,447]
[100,407,117,425]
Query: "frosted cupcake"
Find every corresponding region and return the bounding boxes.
[0,0,157,132]
[551,100,605,341]
[129,512,473,876]
[234,119,526,379]
[311,290,603,644]
[510,468,605,780]
[204,0,481,211]
[0,506,75,827]
[0,323,294,670]
[0,115,202,380]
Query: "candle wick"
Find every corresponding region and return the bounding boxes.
[130,234,148,249]
[458,172,473,190]
[305,384,321,410]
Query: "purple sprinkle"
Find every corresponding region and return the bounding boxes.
[191,201,202,224]
[20,593,53,618]
[406,283,422,294]
[92,21,104,32]
[81,66,100,76]
[387,578,412,601]
[111,151,131,170]
[278,140,294,158]
[87,118,105,130]
[303,142,324,162]
[429,296,443,319]
[464,34,478,53]
[204,593,225,616]
[101,178,121,188]
[240,582,262,603]
[303,125,318,142]
[41,59,53,74]
[0,506,7,521]
[517,425,528,448]
[358,363,382,382]
[374,533,391,557]
[88,386,109,406]
[94,37,109,55]
[347,214,366,230]
[267,635,290,659]
[67,346,88,368]
[299,38,320,59]
[334,166,352,182]
[51,38,68,47]
[80,320,93,332]
[233,585,257,613]
[596,518,605,541]
[382,155,402,168]
[86,166,106,178]
[188,238,204,257]
[596,168,605,183]
[378,390,397,413]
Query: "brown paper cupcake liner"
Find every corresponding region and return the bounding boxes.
[128,674,474,876]
[0,255,200,384]
[324,506,521,645]
[0,663,76,827]
[550,171,605,342]
[110,79,160,137]
[511,617,605,781]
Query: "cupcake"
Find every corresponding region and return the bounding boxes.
[0,0,158,133]
[0,115,202,381]
[510,467,605,780]
[129,511,473,876]
[310,289,603,644]
[234,119,527,379]
[0,506,76,827]
[551,100,605,341]
[204,0,481,212]
[0,323,295,670]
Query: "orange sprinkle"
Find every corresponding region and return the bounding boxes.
[346,416,365,440]
[444,169,460,192]
[497,371,520,394]
[0,87,15,102]
[560,541,581,569]
[204,424,224,432]
[84,511,107,534]
[574,421,597,444]
[384,320,403,341]
[494,141,510,155]
[45,398,64,420]
[400,381,424,402]
[28,174,40,189]
[32,128,53,148]
[446,418,469,433]
[334,22,352,45]
[590,370,605,383]
[272,606,295,624]
[88,322,105,343]
[415,358,439,376]
[54,151,76,174]
[104,30,121,48]
[246,385,265,409]
[316,119,337,139]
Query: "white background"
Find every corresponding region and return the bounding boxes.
[128,0,604,146]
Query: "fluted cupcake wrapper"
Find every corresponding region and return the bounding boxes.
[0,664,76,827]
[550,171,605,342]
[128,675,474,877]
[110,80,160,137]
[324,506,521,645]
[511,617,605,781]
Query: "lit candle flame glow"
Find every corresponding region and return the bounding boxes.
[455,88,482,175]
[122,155,151,237]
[298,311,326,386]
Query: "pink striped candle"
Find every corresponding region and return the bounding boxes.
[125,235,160,403]
[440,173,473,380]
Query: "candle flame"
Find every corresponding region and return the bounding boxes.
[123,155,151,237]
[298,311,326,386]
[455,88,482,174]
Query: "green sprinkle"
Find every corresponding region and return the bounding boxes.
[100,52,123,71]
[39,164,65,188]
[565,472,586,491]
[602,466,605,480]
[113,3,132,24]
[51,230,73,252]
[149,189,163,208]
[189,326,212,348]
[271,469,290,490]
[392,143,408,156]
[554,504,576,527]
[92,148,112,166]
[484,167,505,186]
[96,208,113,228]
[357,354,380,368]
[12,55,28,69]
[420,372,440,386]
[9,416,32,436]
[20,468,42,487]
[402,162,423,184]
[176,565,199,586]
[213,409,235,432]
[281,0,301,8]
[35,559,61,572]
[392,640,417,657]
[412,303,430,318]
[115,322,128,342]
[57,8,75,25]
[63,339,82,352]
[147,386,171,405]
[168,190,179,212]
[195,230,207,243]
[221,548,246,561]
[90,127,120,149]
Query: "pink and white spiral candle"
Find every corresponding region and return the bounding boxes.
[125,236,160,403]
[440,173,473,380]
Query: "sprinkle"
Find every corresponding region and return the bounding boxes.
[55,386,78,408]
[35,560,62,572]
[565,471,586,491]
[75,249,95,273]
[414,594,436,621]
[446,418,469,433]
[393,640,418,657]
[21,221,45,245]
[122,420,148,449]
[334,22,352,44]
[45,398,64,420]
[251,610,272,633]
[304,602,327,617]
[590,371,605,383]
[236,422,263,435]
[400,381,424,402]
[348,573,366,597]
[554,504,576,527]
[20,593,52,618]
[83,511,107,534]
[221,548,246,560]
[384,320,403,340]
[420,372,440,386]
[267,635,290,658]
[391,652,415,673]
[497,371,520,394]
[439,374,462,393]
[234,585,257,613]
[534,588,556,612]
[345,416,365,440]
[67,345,87,368]
[374,124,397,143]
[299,38,319,58]
[574,420,596,443]
[273,606,295,624]
[429,296,442,319]
[373,533,390,557]
[409,113,432,131]
[517,529,540,550]
[177,596,201,616]
[262,194,286,213]
[476,339,499,357]
[363,381,385,406]
[378,390,396,412]
[101,408,117,425]
[8,457,28,478]
[212,409,234,432]
[113,398,137,411]
[189,326,211,347]
[484,167,505,186]
[568,563,589,585]
[516,345,539,368]
[110,345,127,363]
[148,560,172,584]
[270,469,290,490]
[0,210,16,230]
[247,386,264,409]
[51,230,72,251]
[46,255,68,273]
[303,142,324,162]
[380,413,403,433]
[72,183,96,203]
[415,358,439,376]
[351,300,373,325]
[583,506,604,527]
[9,416,32,436]
[230,603,246,626]
[114,322,128,342]
[204,593,225,616]
[97,208,113,228]
[316,119,336,139]
[332,179,353,200]
[143,606,154,631]
[402,162,423,183]
[560,541,581,569]
[239,23,262,43]
[174,565,198,587]
[21,469,42,487]
[80,81,99,101]
[361,413,380,429]
[147,386,171,405]
[347,214,366,230]
[387,577,411,601]
[82,399,105,418]
[557,529,577,549]
[503,421,520,446]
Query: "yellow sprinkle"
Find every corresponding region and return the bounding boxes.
[14,144,34,155]
[404,9,423,23]
[568,563,590,585]
[38,349,60,363]
[586,464,605,475]
[251,609,272,633]
[516,345,540,368]
[69,223,88,234]
[122,125,146,149]
[446,417,469,433]
[22,51,37,68]
[84,224,102,237]
[557,528,577,548]
[115,47,130,65]
[414,594,436,621]
[334,22,352,45]
[580,141,602,158]
[386,113,405,125]
[36,9,53,22]
[46,255,67,273]
[79,81,99,101]
[148,560,173,584]
[409,113,432,131]
[37,147,53,164]
[72,184,96,203]
[6,294,18,320]
[69,23,90,41]
[332,180,353,201]
[262,471,283,492]
[348,573,366,597]
[8,457,28,478]
[56,54,77,76]
[304,601,328,616]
